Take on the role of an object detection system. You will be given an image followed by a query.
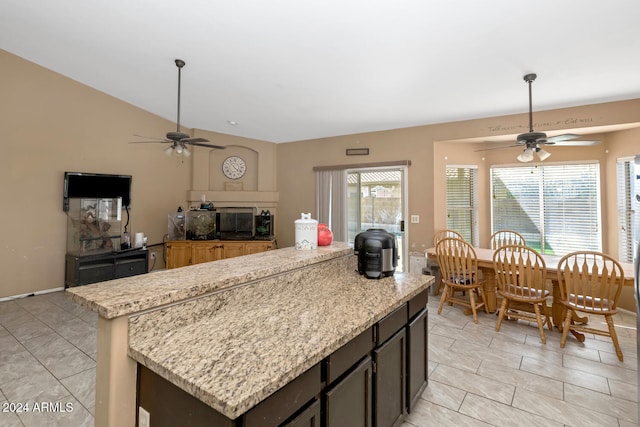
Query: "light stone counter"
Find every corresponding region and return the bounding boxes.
[66,242,353,319]
[65,242,432,426]
[128,254,433,420]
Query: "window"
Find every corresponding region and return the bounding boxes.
[491,162,601,255]
[446,166,478,246]
[616,157,639,262]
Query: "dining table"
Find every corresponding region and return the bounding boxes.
[425,246,635,329]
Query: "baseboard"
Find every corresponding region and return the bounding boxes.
[0,287,65,302]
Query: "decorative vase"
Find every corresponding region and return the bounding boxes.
[317,223,333,246]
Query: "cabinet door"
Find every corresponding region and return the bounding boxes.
[325,355,372,427]
[222,243,245,259]
[245,242,274,255]
[192,243,223,265]
[407,308,428,413]
[166,243,192,269]
[373,328,406,427]
[282,399,321,427]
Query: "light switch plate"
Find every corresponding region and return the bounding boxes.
[411,215,420,223]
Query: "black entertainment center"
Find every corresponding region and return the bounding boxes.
[63,171,149,287]
[65,249,149,288]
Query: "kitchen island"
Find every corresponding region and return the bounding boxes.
[67,243,433,426]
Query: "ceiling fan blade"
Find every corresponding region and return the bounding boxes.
[552,139,600,146]
[132,134,170,141]
[128,140,171,144]
[182,137,209,144]
[474,144,520,152]
[545,133,580,143]
[185,140,227,149]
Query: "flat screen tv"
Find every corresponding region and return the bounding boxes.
[63,172,132,211]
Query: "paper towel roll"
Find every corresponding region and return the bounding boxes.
[134,232,145,248]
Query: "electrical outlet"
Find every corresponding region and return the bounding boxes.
[150,252,156,260]
[139,406,150,427]
[410,215,420,223]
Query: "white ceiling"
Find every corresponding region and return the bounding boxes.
[3,1,640,143]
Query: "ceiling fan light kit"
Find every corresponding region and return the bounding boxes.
[536,147,551,161]
[129,59,226,155]
[517,146,551,163]
[517,148,534,163]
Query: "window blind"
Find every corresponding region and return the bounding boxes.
[446,166,478,246]
[491,162,601,255]
[616,157,636,262]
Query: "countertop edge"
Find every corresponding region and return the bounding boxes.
[66,243,354,318]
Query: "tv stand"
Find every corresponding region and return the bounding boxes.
[65,249,149,287]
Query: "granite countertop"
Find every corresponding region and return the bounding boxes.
[128,258,433,420]
[66,243,353,319]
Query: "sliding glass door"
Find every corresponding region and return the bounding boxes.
[346,167,407,271]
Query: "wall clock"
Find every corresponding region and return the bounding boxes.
[222,156,247,179]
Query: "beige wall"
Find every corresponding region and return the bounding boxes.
[3,48,640,308]
[276,104,640,310]
[277,102,640,252]
[2,50,197,297]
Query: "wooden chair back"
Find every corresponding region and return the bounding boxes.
[435,237,478,290]
[433,229,464,247]
[557,251,624,313]
[492,244,547,299]
[490,230,526,250]
[435,237,487,323]
[557,250,625,360]
[492,243,551,342]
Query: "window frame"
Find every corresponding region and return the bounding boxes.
[490,161,602,256]
[445,164,479,246]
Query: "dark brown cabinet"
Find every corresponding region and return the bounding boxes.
[325,355,372,427]
[374,325,406,427]
[244,364,321,427]
[407,308,428,412]
[283,399,321,427]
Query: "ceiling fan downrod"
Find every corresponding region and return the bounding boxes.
[524,73,537,133]
[175,59,186,133]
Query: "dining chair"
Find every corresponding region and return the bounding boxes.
[435,237,488,323]
[433,229,465,247]
[493,244,552,343]
[490,230,526,250]
[432,230,466,296]
[557,251,625,361]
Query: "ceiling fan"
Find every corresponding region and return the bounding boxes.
[129,59,226,156]
[478,73,599,162]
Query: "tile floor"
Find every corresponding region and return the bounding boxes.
[0,290,637,426]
